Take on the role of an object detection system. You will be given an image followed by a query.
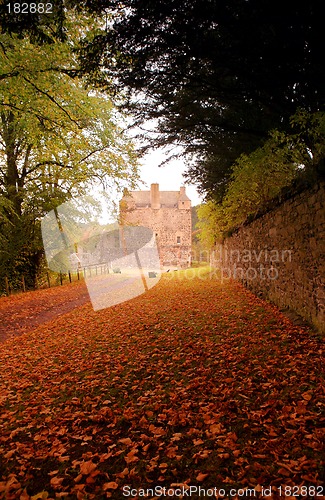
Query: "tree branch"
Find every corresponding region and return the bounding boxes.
[21,144,33,180]
[78,144,111,163]
[25,160,74,176]
[0,71,20,80]
[0,101,64,129]
[22,76,83,129]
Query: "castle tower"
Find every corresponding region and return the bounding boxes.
[178,186,191,209]
[120,183,192,268]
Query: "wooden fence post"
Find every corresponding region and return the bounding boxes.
[5,277,10,296]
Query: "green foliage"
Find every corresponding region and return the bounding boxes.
[196,202,226,249]
[0,16,139,288]
[197,110,325,243]
[289,109,325,177]
[2,1,323,199]
[0,31,138,202]
[191,205,211,263]
[74,0,324,198]
[222,134,299,224]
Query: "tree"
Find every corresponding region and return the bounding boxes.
[0,0,66,42]
[0,26,138,289]
[2,1,324,199]
[74,0,324,197]
[197,110,325,243]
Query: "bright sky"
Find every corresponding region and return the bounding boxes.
[93,125,204,223]
[124,118,204,207]
[138,149,204,207]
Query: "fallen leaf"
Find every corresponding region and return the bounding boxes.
[103,482,119,490]
[196,472,209,481]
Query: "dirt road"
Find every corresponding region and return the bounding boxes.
[0,281,90,343]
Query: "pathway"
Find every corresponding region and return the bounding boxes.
[0,281,90,343]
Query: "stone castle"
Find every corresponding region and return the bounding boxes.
[120,183,192,268]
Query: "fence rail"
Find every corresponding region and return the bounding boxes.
[1,263,113,297]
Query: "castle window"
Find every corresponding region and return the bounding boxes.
[177,236,181,244]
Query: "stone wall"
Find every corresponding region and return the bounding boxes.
[211,182,325,333]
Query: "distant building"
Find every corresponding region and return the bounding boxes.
[120,183,192,268]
